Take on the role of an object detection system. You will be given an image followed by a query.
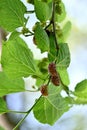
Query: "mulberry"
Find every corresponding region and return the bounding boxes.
[51,75,60,86]
[40,84,48,96]
[48,62,57,76]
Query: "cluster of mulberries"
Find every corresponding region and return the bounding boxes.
[48,62,60,86]
[40,62,60,96]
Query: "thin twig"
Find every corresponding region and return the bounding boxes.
[8,110,27,114]
[24,34,34,37]
[51,1,59,56]
[45,21,52,30]
[26,10,35,14]
[13,95,42,130]
[26,89,39,92]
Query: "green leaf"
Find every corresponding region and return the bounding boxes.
[0,0,27,31]
[56,21,72,43]
[58,68,70,86]
[55,2,66,22]
[73,79,87,105]
[48,32,57,62]
[48,83,61,95]
[0,98,9,114]
[34,0,51,22]
[41,0,52,2]
[9,31,20,40]
[62,21,72,41]
[33,84,70,125]
[35,23,49,53]
[74,79,87,98]
[35,74,48,88]
[56,27,64,44]
[36,78,44,88]
[27,0,34,4]
[35,58,49,87]
[0,72,25,96]
[74,97,87,104]
[0,126,5,130]
[57,43,70,68]
[38,58,48,74]
[1,36,37,78]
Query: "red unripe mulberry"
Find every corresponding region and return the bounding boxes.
[51,75,60,86]
[40,85,48,96]
[48,62,57,76]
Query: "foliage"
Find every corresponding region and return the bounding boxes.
[0,126,5,130]
[0,72,25,96]
[0,0,86,129]
[1,37,38,78]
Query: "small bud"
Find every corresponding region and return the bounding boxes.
[40,85,48,96]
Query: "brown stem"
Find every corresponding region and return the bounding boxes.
[51,1,59,57]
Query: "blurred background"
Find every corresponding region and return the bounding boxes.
[0,0,87,130]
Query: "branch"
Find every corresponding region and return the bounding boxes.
[51,1,59,57]
[26,10,35,14]
[13,95,42,130]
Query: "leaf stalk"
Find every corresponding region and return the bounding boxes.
[13,95,42,130]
